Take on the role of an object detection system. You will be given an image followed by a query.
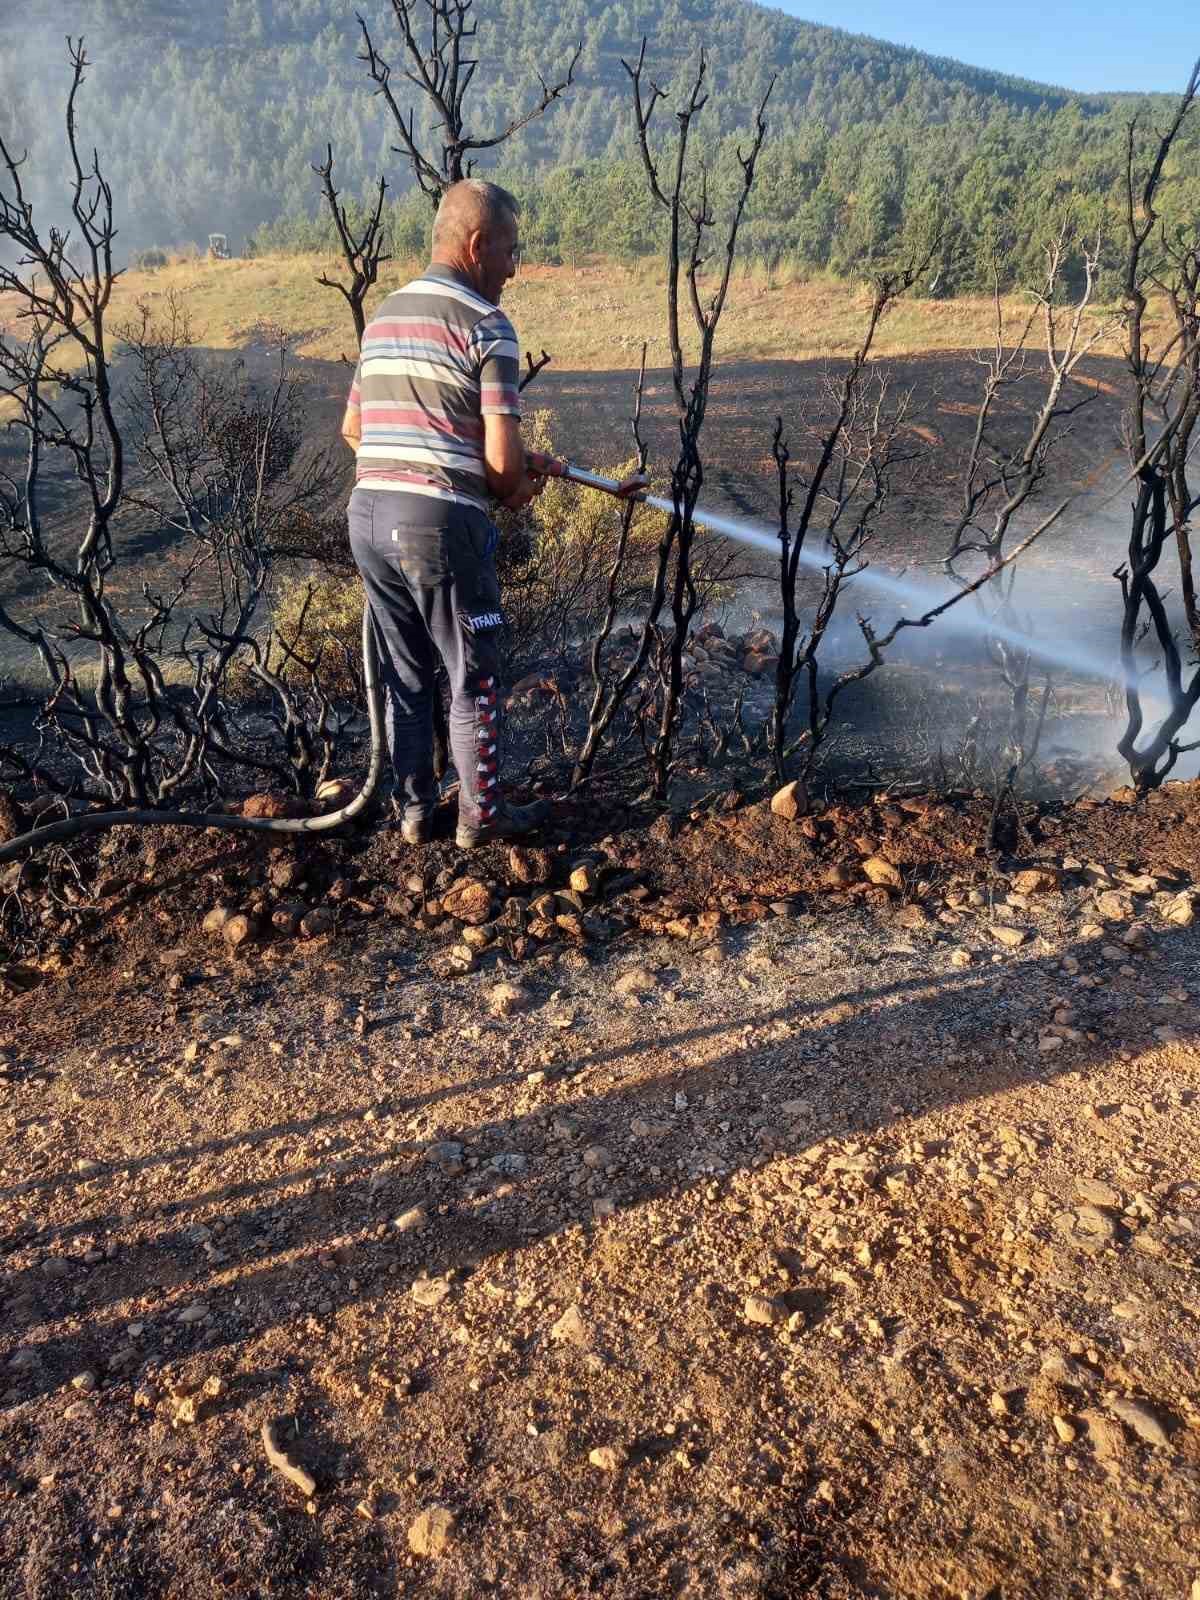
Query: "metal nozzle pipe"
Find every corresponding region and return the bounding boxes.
[559,464,634,495]
[526,451,645,500]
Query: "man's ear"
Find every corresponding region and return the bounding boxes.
[465,228,485,268]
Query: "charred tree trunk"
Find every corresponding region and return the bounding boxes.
[1113,62,1200,790]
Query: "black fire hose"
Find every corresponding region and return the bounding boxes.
[0,604,386,867]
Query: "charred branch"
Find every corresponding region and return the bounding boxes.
[768,239,937,781]
[610,43,771,802]
[313,145,391,350]
[1115,61,1200,789]
[357,2,580,202]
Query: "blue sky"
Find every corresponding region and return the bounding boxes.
[772,1,1198,93]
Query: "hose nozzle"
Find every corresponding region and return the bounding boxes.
[526,451,648,500]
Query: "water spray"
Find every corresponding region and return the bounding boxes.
[528,452,1126,686]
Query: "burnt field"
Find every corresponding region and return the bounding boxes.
[0,341,1143,800]
[1,342,1131,609]
[0,340,1133,616]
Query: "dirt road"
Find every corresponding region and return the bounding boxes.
[0,785,1198,1596]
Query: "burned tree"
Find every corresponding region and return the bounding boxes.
[941,228,1116,834]
[944,231,1109,584]
[0,40,136,801]
[316,0,580,358]
[117,301,348,799]
[329,0,580,338]
[767,260,930,785]
[313,146,390,350]
[570,349,649,787]
[357,0,580,204]
[567,44,770,802]
[1114,62,1200,789]
[0,43,345,808]
[762,221,1128,807]
[760,209,1125,812]
[349,0,573,373]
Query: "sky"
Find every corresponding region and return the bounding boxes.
[773,0,1198,94]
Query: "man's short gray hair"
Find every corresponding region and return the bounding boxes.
[432,180,520,251]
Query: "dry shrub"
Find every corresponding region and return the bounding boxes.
[495,410,659,669]
[269,573,364,697]
[224,573,363,705]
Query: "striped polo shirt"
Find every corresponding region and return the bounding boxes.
[345,262,521,511]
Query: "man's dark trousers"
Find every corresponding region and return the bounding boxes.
[348,486,504,826]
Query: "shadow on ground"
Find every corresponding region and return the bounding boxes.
[3,916,1195,1398]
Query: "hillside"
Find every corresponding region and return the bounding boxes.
[0,0,1168,261]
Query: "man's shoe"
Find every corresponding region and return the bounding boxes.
[455,798,548,850]
[401,816,432,845]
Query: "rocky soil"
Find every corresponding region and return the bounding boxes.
[0,781,1198,1598]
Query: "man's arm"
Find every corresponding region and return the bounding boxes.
[473,309,542,510]
[341,404,361,453]
[342,352,363,454]
[483,413,542,509]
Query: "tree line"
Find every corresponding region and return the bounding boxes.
[3,0,1189,285]
[249,100,1199,299]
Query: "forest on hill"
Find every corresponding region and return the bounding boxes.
[0,0,1196,293]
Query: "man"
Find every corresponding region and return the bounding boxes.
[340,179,549,848]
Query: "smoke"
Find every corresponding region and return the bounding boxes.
[0,23,80,272]
[1,6,303,266]
[0,2,409,268]
[0,9,180,272]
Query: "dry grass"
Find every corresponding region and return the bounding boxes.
[0,254,1162,382]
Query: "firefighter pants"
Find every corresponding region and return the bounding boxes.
[348,487,504,826]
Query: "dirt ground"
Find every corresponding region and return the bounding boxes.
[0,780,1198,1598]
